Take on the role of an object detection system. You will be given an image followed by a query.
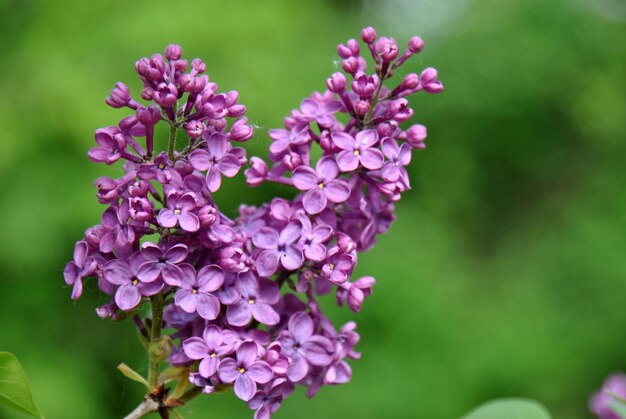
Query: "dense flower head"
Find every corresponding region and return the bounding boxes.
[64,31,442,418]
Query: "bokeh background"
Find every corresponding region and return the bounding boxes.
[1,0,625,418]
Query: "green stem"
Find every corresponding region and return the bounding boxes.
[148,294,164,389]
[168,125,177,161]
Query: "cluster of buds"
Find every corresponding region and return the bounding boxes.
[64,27,442,419]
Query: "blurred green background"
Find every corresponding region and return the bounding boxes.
[1,0,625,417]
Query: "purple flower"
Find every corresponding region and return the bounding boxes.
[322,250,355,284]
[292,156,351,215]
[174,264,223,320]
[100,201,135,253]
[183,325,233,378]
[218,341,274,401]
[63,241,97,300]
[136,243,187,286]
[296,94,341,128]
[102,255,163,310]
[248,379,294,419]
[227,272,280,326]
[88,127,126,165]
[332,130,384,172]
[268,127,310,155]
[158,193,200,232]
[380,137,411,182]
[590,372,626,419]
[252,223,303,277]
[278,312,334,382]
[138,152,178,184]
[298,216,332,262]
[188,133,243,192]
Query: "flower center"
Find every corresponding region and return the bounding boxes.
[191,288,198,294]
[158,163,165,170]
[210,352,216,358]
[317,182,324,189]
[238,367,245,374]
[248,298,255,304]
[132,279,138,286]
[329,263,335,270]
[174,209,181,215]
[353,149,360,156]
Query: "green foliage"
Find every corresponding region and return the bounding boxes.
[0,0,625,418]
[0,352,44,418]
[461,399,551,419]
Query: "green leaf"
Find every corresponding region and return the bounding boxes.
[0,352,44,418]
[461,398,552,419]
[117,363,149,388]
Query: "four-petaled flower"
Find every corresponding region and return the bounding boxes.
[175,264,223,320]
[136,243,187,286]
[227,272,280,326]
[332,130,384,172]
[183,325,234,378]
[253,223,303,277]
[292,156,350,214]
[63,241,97,300]
[189,132,243,192]
[158,192,200,232]
[102,255,163,310]
[218,341,274,401]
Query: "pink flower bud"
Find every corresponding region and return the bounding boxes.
[361,27,377,44]
[165,44,182,61]
[406,124,427,148]
[408,36,424,53]
[185,120,205,139]
[326,72,347,93]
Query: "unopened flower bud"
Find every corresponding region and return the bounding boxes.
[185,120,205,139]
[165,44,182,61]
[406,124,427,148]
[408,36,424,53]
[326,72,347,93]
[361,27,377,44]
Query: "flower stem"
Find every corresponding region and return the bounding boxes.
[148,294,164,389]
[168,125,177,161]
[363,77,384,125]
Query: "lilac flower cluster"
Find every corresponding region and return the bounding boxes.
[590,372,626,419]
[64,28,442,418]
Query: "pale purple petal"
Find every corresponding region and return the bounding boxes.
[256,250,280,277]
[238,341,259,367]
[331,132,355,150]
[203,325,223,348]
[158,209,178,228]
[162,264,183,286]
[323,179,350,203]
[359,148,384,170]
[217,155,241,177]
[136,262,161,282]
[336,150,359,172]
[226,300,252,326]
[196,293,220,320]
[302,189,327,215]
[206,168,222,192]
[281,247,303,271]
[292,167,318,191]
[183,337,209,360]
[304,243,326,261]
[103,260,132,285]
[218,358,240,383]
[289,312,314,342]
[246,362,273,384]
[251,303,280,325]
[199,356,219,378]
[179,212,200,232]
[234,374,256,401]
[316,156,339,181]
[175,289,198,313]
[279,223,301,245]
[115,283,141,310]
[252,228,279,250]
[188,149,212,171]
[356,129,378,148]
[287,354,309,382]
[165,244,188,263]
[197,265,224,292]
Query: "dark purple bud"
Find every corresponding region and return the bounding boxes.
[337,233,356,254]
[185,120,205,139]
[326,72,347,93]
[165,44,183,61]
[198,205,217,226]
[408,36,424,53]
[105,82,131,108]
[141,86,153,101]
[361,27,377,44]
[282,152,302,170]
[355,100,369,117]
[137,105,161,126]
[128,180,149,197]
[227,104,246,118]
[406,124,427,149]
[94,176,119,204]
[342,57,360,75]
[375,37,399,63]
[229,118,253,142]
[191,58,206,74]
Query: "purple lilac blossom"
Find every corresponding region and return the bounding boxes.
[64,31,442,418]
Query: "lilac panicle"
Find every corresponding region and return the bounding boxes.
[64,30,442,418]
